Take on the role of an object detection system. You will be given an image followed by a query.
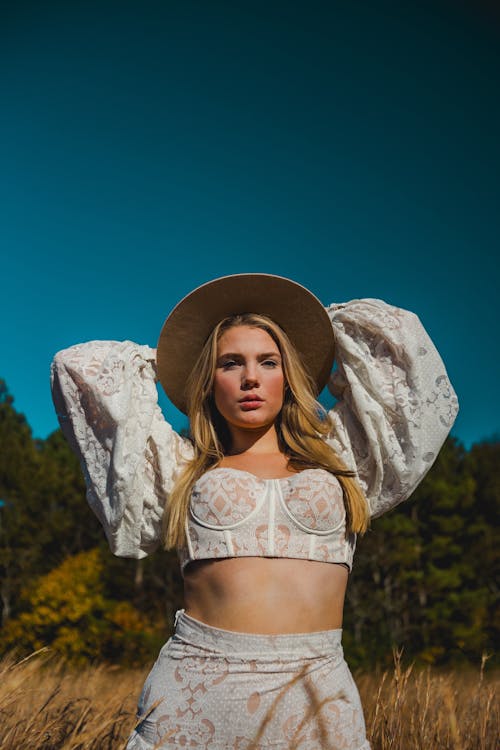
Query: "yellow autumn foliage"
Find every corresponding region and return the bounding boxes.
[0,548,162,665]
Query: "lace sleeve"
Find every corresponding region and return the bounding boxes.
[325,299,459,518]
[50,340,193,557]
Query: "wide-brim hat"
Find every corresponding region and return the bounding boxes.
[156,273,335,414]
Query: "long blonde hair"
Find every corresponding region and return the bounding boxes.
[163,313,369,549]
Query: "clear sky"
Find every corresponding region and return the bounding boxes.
[1,0,499,448]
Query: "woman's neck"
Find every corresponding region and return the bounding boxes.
[227,424,282,457]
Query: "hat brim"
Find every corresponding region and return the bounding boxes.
[156,273,335,414]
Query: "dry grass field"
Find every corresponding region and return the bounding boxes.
[0,649,497,749]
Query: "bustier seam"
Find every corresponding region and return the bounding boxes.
[268,481,276,555]
[224,529,234,555]
[308,535,316,559]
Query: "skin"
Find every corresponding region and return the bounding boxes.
[183,325,348,633]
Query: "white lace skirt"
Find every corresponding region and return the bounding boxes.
[126,610,370,750]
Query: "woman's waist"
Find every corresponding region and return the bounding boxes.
[183,556,348,633]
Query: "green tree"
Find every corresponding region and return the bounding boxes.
[0,379,41,625]
[411,437,478,663]
[466,439,500,660]
[344,436,499,668]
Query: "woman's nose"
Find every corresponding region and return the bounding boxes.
[241,366,259,389]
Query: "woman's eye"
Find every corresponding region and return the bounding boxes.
[221,360,238,369]
[263,360,279,368]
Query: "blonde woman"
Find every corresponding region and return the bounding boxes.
[51,274,458,750]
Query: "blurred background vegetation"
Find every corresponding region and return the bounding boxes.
[0,377,497,670]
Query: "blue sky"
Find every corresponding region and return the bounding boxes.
[1,0,499,448]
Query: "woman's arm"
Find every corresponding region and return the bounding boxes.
[50,340,193,557]
[325,299,459,518]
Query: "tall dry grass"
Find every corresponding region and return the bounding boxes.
[357,649,498,750]
[0,650,137,749]
[0,649,497,749]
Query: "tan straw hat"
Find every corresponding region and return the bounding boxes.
[156,273,335,414]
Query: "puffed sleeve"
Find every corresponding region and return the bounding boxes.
[50,340,193,557]
[325,299,459,519]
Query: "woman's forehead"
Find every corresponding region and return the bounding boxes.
[217,325,280,353]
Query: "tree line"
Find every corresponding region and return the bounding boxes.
[0,378,498,669]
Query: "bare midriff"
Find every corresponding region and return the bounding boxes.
[183,556,348,634]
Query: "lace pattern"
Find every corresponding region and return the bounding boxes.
[50,340,193,557]
[326,299,458,518]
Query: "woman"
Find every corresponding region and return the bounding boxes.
[51,274,458,750]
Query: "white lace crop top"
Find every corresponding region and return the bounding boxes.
[50,298,459,572]
[178,467,355,573]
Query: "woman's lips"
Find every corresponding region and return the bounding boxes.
[239,397,263,410]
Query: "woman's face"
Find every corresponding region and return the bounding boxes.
[213,325,285,434]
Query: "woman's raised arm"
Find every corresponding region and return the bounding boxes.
[325,299,459,519]
[50,340,193,557]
